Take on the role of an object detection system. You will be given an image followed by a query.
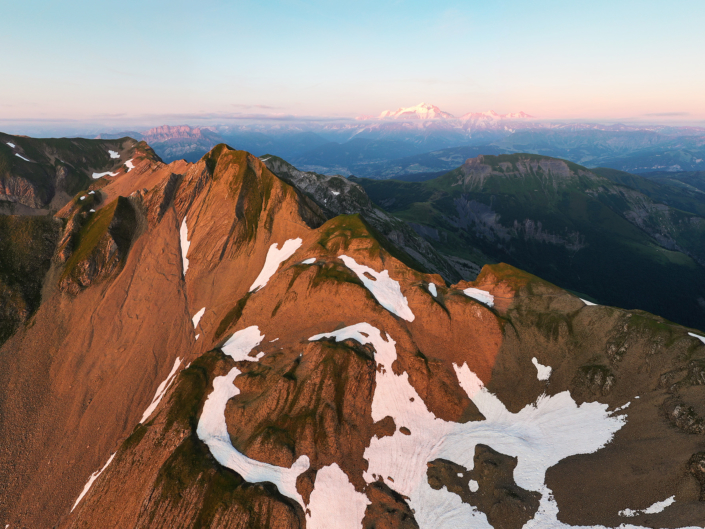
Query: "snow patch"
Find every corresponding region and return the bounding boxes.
[180,217,190,276]
[6,142,15,148]
[88,190,95,195]
[140,357,183,423]
[92,171,118,179]
[108,150,120,159]
[89,209,95,213]
[688,332,705,345]
[428,283,437,297]
[531,357,552,381]
[249,238,303,292]
[302,258,316,265]
[463,287,494,307]
[469,480,479,493]
[195,334,200,341]
[581,298,597,306]
[619,495,676,517]
[331,190,340,196]
[125,158,135,172]
[339,255,415,322]
[310,322,628,529]
[80,196,86,201]
[198,326,310,507]
[306,463,369,529]
[15,153,30,162]
[71,453,116,512]
[192,307,206,328]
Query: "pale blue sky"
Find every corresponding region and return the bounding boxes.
[1,0,704,124]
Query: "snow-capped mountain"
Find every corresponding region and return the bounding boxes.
[377,102,456,120]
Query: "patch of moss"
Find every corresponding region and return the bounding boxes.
[215,291,252,339]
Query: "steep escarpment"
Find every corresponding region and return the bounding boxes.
[0,132,148,212]
[2,142,705,529]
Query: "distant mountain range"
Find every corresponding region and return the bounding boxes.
[95,105,705,178]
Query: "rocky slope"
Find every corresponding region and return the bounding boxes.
[0,132,144,213]
[1,143,705,529]
[352,154,705,331]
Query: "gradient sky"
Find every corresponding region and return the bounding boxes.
[1,0,704,125]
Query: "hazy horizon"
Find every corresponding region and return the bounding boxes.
[2,0,704,131]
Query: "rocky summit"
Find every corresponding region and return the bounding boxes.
[1,141,705,529]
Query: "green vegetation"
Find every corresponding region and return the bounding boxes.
[352,154,705,330]
[0,215,60,343]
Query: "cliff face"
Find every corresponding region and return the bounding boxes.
[1,144,705,529]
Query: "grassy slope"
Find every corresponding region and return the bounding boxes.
[353,154,705,330]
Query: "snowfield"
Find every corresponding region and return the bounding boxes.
[249,238,302,292]
[108,150,120,159]
[198,326,310,507]
[306,322,683,529]
[307,463,369,529]
[463,287,494,307]
[339,255,415,321]
[140,357,183,423]
[180,217,190,276]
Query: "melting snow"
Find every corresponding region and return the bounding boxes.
[140,357,183,423]
[71,453,116,512]
[339,255,415,322]
[310,322,628,529]
[688,332,705,345]
[307,463,369,529]
[92,171,118,179]
[619,495,676,517]
[249,238,303,292]
[463,287,494,307]
[302,258,316,265]
[15,153,30,162]
[125,158,135,172]
[428,283,437,297]
[108,150,120,159]
[531,357,552,381]
[180,216,190,276]
[6,142,15,148]
[581,298,597,306]
[192,307,206,328]
[198,326,310,506]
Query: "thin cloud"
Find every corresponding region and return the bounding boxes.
[644,112,690,117]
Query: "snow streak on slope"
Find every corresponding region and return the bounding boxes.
[428,283,437,297]
[197,326,310,507]
[620,496,676,517]
[71,453,116,512]
[339,256,415,321]
[302,258,316,265]
[249,238,303,292]
[463,287,494,307]
[307,463,370,529]
[6,142,15,148]
[192,307,205,328]
[531,357,552,381]
[140,357,183,423]
[125,159,135,172]
[310,323,633,529]
[92,171,118,179]
[581,298,597,306]
[15,153,30,162]
[688,332,705,345]
[179,217,190,276]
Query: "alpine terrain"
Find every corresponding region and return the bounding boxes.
[0,138,705,529]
